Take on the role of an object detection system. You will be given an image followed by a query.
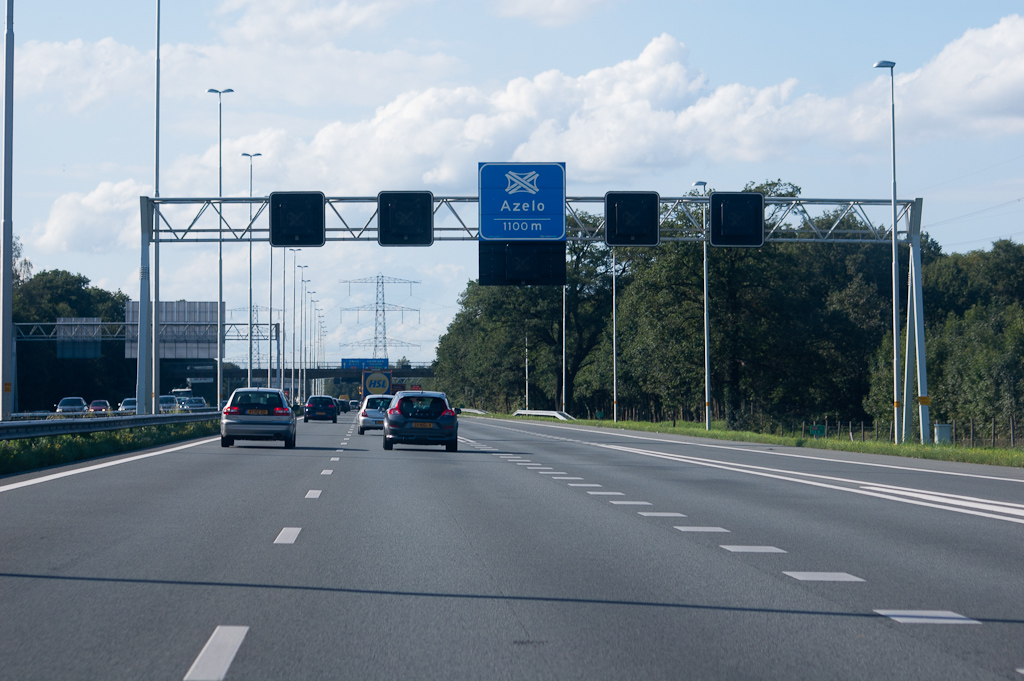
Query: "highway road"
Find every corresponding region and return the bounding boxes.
[1,414,1023,679]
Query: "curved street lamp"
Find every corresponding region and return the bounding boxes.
[241,152,261,387]
[874,60,902,443]
[207,88,233,407]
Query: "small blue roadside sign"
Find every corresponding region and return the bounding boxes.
[479,162,566,240]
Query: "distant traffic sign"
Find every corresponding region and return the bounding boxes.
[479,162,566,240]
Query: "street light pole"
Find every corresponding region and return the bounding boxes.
[241,152,260,387]
[874,60,902,443]
[694,180,710,430]
[293,261,306,403]
[207,87,233,408]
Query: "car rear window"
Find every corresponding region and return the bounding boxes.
[366,397,391,410]
[397,396,447,418]
[232,392,283,408]
[308,397,334,407]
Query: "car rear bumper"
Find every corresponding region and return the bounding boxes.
[222,418,295,441]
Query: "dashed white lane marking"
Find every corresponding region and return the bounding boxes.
[675,526,729,533]
[526,466,551,469]
[874,610,980,624]
[638,512,686,517]
[569,483,602,487]
[305,490,322,499]
[330,457,340,461]
[610,501,653,505]
[587,491,625,496]
[274,528,301,544]
[785,572,864,582]
[473,420,1024,525]
[184,625,249,681]
[720,545,786,553]
[515,463,537,466]
[552,477,583,480]
[538,471,568,475]
[321,469,333,475]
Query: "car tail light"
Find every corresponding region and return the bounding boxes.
[223,406,239,415]
[441,409,455,418]
[274,407,291,415]
[388,407,401,416]
[361,410,368,417]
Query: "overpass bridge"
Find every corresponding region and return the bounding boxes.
[221,363,435,382]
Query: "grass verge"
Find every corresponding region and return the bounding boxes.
[0,419,220,477]
[476,414,1024,468]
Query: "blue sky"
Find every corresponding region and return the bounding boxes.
[9,0,1024,366]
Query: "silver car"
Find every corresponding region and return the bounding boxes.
[55,397,88,414]
[357,394,394,435]
[220,388,296,448]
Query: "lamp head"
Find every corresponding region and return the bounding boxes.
[873,60,895,69]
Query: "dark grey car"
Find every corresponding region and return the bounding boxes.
[221,388,296,448]
[382,391,459,452]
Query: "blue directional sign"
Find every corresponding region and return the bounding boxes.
[478,162,566,240]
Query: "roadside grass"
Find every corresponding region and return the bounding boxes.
[0,420,220,477]
[476,414,1024,468]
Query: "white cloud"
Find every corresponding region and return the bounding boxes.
[899,14,1024,136]
[32,179,150,254]
[216,0,418,45]
[17,38,149,112]
[493,0,613,27]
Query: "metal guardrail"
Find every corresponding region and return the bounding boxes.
[512,410,576,421]
[0,412,220,441]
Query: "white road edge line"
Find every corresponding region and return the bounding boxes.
[183,625,249,681]
[0,437,220,495]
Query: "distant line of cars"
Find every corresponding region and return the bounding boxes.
[218,389,460,453]
[52,394,210,415]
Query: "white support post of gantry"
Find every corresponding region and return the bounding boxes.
[136,197,153,414]
[904,198,930,444]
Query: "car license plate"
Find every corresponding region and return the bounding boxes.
[373,420,382,425]
[412,422,433,429]
[246,409,268,415]
[316,411,325,416]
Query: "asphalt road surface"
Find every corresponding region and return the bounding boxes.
[1,414,1023,680]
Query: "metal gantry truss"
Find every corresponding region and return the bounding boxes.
[137,195,929,443]
[144,195,917,244]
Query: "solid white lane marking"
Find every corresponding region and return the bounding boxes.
[720,545,786,553]
[0,437,219,495]
[569,483,602,487]
[321,470,333,475]
[587,491,624,496]
[859,485,1024,518]
[874,610,980,624]
[552,476,583,480]
[610,501,653,505]
[638,512,686,517]
[675,526,729,532]
[538,471,568,475]
[184,625,249,681]
[471,421,1024,524]
[784,572,864,582]
[274,528,301,544]
[479,418,1024,485]
[305,490,322,499]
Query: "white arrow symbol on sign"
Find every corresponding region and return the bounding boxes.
[505,171,540,195]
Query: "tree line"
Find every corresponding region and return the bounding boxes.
[434,180,1022,438]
